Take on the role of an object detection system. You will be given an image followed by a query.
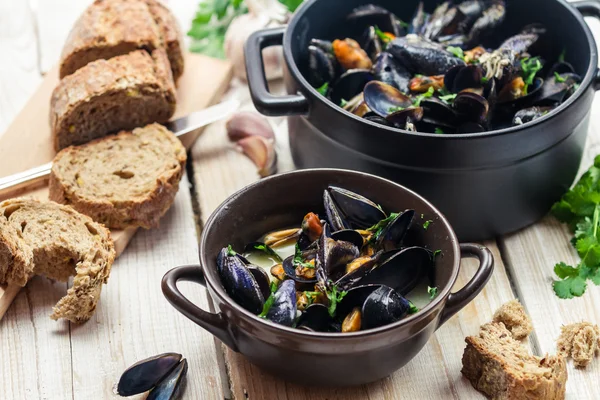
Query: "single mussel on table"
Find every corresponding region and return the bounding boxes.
[216,187,442,333]
[306,1,581,134]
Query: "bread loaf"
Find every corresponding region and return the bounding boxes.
[462,322,567,400]
[59,0,183,81]
[50,49,176,151]
[0,198,115,323]
[49,123,186,229]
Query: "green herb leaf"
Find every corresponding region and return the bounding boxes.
[413,86,435,107]
[481,76,489,84]
[423,220,433,230]
[433,249,442,258]
[316,82,329,96]
[388,106,405,113]
[340,98,348,107]
[446,46,465,60]
[227,244,237,256]
[367,212,399,242]
[439,93,457,104]
[397,19,410,29]
[374,25,392,44]
[408,301,419,314]
[278,0,303,12]
[303,290,320,306]
[434,128,445,134]
[293,243,314,269]
[259,291,276,317]
[246,242,283,262]
[326,285,348,317]
[427,286,438,299]
[555,72,566,83]
[520,57,543,94]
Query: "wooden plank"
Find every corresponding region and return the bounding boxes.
[192,88,520,399]
[69,173,224,399]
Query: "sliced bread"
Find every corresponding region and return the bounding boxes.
[0,198,115,323]
[462,322,567,400]
[49,123,186,229]
[50,49,176,151]
[492,300,533,340]
[59,0,184,81]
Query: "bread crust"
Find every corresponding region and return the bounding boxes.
[50,49,176,151]
[0,198,115,323]
[49,123,186,229]
[59,0,183,81]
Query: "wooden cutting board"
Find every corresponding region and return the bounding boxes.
[0,52,233,319]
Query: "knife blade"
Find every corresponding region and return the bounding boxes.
[0,99,240,197]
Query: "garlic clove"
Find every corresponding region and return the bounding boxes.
[236,135,277,177]
[226,111,275,142]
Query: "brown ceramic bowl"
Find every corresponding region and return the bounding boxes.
[162,169,493,386]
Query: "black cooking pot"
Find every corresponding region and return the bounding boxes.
[245,0,600,241]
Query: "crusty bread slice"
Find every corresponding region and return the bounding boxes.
[0,198,115,323]
[557,322,600,368]
[50,49,176,151]
[49,123,186,229]
[493,300,533,340]
[59,0,184,81]
[462,322,567,400]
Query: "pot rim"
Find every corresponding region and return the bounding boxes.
[283,0,598,139]
[200,168,462,339]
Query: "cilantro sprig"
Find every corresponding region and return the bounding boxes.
[554,72,566,83]
[413,86,435,107]
[551,155,600,298]
[367,213,399,243]
[259,281,279,318]
[326,284,347,317]
[520,57,543,95]
[447,46,465,60]
[428,286,438,299]
[374,25,392,45]
[316,82,329,96]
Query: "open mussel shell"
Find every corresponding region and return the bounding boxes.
[336,284,381,320]
[282,248,317,284]
[327,186,387,229]
[308,45,337,88]
[296,303,333,332]
[373,52,411,94]
[146,358,188,400]
[335,252,381,291]
[217,248,265,314]
[117,353,182,396]
[331,229,364,249]
[497,77,543,106]
[444,65,483,94]
[386,107,424,128]
[315,224,360,287]
[248,266,271,300]
[535,73,581,106]
[362,285,410,330]
[512,106,552,126]
[330,69,374,105]
[363,113,392,127]
[454,91,489,124]
[359,246,433,295]
[324,189,351,231]
[347,4,402,36]
[266,279,297,326]
[363,81,413,119]
[377,210,415,252]
[420,98,458,127]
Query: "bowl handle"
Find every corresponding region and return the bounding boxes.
[245,27,310,116]
[162,265,238,351]
[437,243,494,327]
[573,0,600,90]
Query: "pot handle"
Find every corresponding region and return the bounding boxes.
[245,27,310,116]
[437,243,494,327]
[573,0,600,89]
[162,265,238,351]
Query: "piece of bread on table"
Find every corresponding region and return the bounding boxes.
[49,123,186,229]
[493,299,533,340]
[462,322,567,400]
[0,198,115,323]
[50,49,176,151]
[556,322,600,368]
[59,0,184,81]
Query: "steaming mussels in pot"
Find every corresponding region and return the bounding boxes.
[216,187,439,333]
[308,1,581,134]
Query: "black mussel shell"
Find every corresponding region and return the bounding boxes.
[465,2,506,48]
[330,69,374,109]
[360,246,433,295]
[336,284,381,320]
[457,122,486,133]
[331,229,364,249]
[363,113,392,126]
[499,32,540,55]
[316,224,360,287]
[308,45,337,88]
[327,186,387,229]
[362,26,383,62]
[377,210,415,252]
[266,280,297,326]
[386,107,424,128]
[282,248,318,284]
[324,190,351,231]
[347,4,401,36]
[422,1,450,40]
[373,52,411,93]
[247,266,271,300]
[363,80,413,118]
[335,252,382,291]
[217,248,265,314]
[362,285,410,329]
[547,61,575,78]
[497,77,543,107]
[454,91,489,124]
[420,97,458,127]
[535,73,580,106]
[117,353,182,396]
[296,303,333,332]
[410,1,428,35]
[310,38,333,53]
[457,0,486,31]
[146,359,188,400]
[444,65,483,94]
[512,106,552,126]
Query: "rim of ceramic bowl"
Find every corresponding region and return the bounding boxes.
[283,0,597,140]
[200,168,462,339]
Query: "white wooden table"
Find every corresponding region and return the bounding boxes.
[1,1,599,399]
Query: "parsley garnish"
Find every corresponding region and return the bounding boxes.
[293,243,314,269]
[428,286,438,299]
[246,242,282,262]
[433,249,442,258]
[434,128,445,134]
[550,155,600,298]
[446,46,464,60]
[303,290,321,306]
[554,72,566,83]
[374,25,392,44]
[367,213,399,242]
[521,57,543,95]
[388,106,405,113]
[408,301,419,314]
[439,93,457,104]
[258,282,279,318]
[326,284,348,317]
[423,220,433,230]
[340,98,348,107]
[481,77,489,84]
[316,82,329,96]
[413,87,435,107]
[226,244,236,256]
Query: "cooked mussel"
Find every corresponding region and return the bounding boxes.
[386,34,466,75]
[512,106,552,125]
[363,81,413,118]
[217,248,266,314]
[330,69,374,105]
[373,52,411,93]
[362,285,410,329]
[265,280,297,326]
[116,353,183,396]
[296,303,332,332]
[326,186,388,229]
[146,358,188,400]
[308,45,337,88]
